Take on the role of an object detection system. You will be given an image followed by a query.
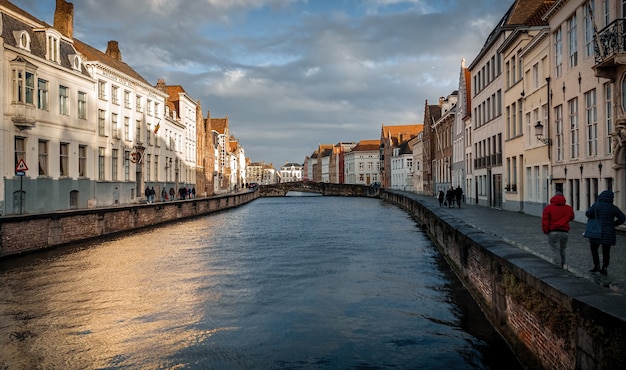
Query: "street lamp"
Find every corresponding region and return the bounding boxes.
[534,121,552,145]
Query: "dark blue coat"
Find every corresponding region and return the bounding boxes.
[585,190,626,245]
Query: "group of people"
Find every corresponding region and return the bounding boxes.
[541,190,625,275]
[437,186,464,208]
[145,185,196,203]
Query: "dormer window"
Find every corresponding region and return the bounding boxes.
[13,31,31,51]
[68,54,81,71]
[45,30,62,63]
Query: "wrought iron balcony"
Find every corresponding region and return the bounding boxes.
[594,18,626,79]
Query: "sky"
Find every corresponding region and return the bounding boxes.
[13,0,514,167]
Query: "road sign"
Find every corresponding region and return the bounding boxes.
[16,171,25,176]
[16,159,28,172]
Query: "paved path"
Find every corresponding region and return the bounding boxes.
[394,191,626,295]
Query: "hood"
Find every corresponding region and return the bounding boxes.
[550,194,567,205]
[598,190,614,203]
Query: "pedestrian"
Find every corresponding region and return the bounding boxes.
[446,186,455,208]
[161,188,167,201]
[145,186,151,203]
[169,187,175,201]
[149,187,155,203]
[437,189,444,207]
[541,192,574,268]
[585,190,626,275]
[191,187,196,198]
[455,186,463,208]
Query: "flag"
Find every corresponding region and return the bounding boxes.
[154,119,161,134]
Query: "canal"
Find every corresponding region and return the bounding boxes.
[0,195,522,369]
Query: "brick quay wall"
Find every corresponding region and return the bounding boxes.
[382,190,626,370]
[0,190,258,258]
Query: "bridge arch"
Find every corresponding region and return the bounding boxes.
[258,182,381,198]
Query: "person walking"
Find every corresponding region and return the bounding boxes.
[445,186,455,208]
[541,192,574,268]
[585,190,626,275]
[437,189,444,207]
[455,186,463,208]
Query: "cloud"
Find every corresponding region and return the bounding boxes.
[15,0,513,166]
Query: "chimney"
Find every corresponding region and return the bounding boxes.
[54,0,74,39]
[106,41,122,61]
[156,78,166,92]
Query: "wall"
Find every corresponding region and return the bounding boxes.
[382,190,626,370]
[0,191,258,258]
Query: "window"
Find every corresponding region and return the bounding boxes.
[77,91,86,119]
[584,3,595,57]
[136,95,142,112]
[147,99,152,115]
[136,120,142,143]
[154,155,159,180]
[555,105,564,161]
[47,34,59,63]
[124,151,130,181]
[17,31,30,50]
[38,140,48,176]
[124,116,130,141]
[112,149,118,181]
[569,98,579,159]
[146,154,151,181]
[605,83,613,154]
[98,109,106,136]
[59,85,69,115]
[11,69,34,104]
[98,147,105,180]
[124,90,131,108]
[111,85,119,105]
[98,80,106,100]
[147,126,151,146]
[60,142,69,177]
[112,113,119,139]
[585,89,598,156]
[568,15,578,68]
[38,79,48,110]
[532,63,539,90]
[79,145,86,177]
[555,27,563,78]
[15,137,25,169]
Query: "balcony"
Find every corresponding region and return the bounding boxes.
[10,103,36,130]
[594,18,626,80]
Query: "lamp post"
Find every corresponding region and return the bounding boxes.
[534,121,552,146]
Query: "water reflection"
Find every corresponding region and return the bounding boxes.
[0,197,521,369]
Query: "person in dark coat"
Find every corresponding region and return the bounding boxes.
[541,192,574,268]
[445,186,455,208]
[585,190,626,274]
[455,186,463,208]
[437,189,444,207]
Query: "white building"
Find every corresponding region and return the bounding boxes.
[1,0,197,214]
[279,162,303,182]
[390,141,413,191]
[344,140,380,185]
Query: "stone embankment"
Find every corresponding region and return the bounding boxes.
[382,190,626,370]
[0,190,258,258]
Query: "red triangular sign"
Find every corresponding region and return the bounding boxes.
[16,159,28,171]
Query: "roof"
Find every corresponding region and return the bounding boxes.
[352,139,380,152]
[211,117,228,134]
[508,0,554,27]
[381,124,423,145]
[73,38,150,85]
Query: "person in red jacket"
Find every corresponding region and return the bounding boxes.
[541,192,575,268]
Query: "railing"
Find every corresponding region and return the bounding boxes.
[595,18,626,64]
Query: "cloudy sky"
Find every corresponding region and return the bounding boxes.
[15,0,513,167]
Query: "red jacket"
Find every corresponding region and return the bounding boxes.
[541,194,575,234]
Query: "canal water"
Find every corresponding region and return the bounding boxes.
[0,195,522,369]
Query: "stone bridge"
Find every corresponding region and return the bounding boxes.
[258,182,381,198]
